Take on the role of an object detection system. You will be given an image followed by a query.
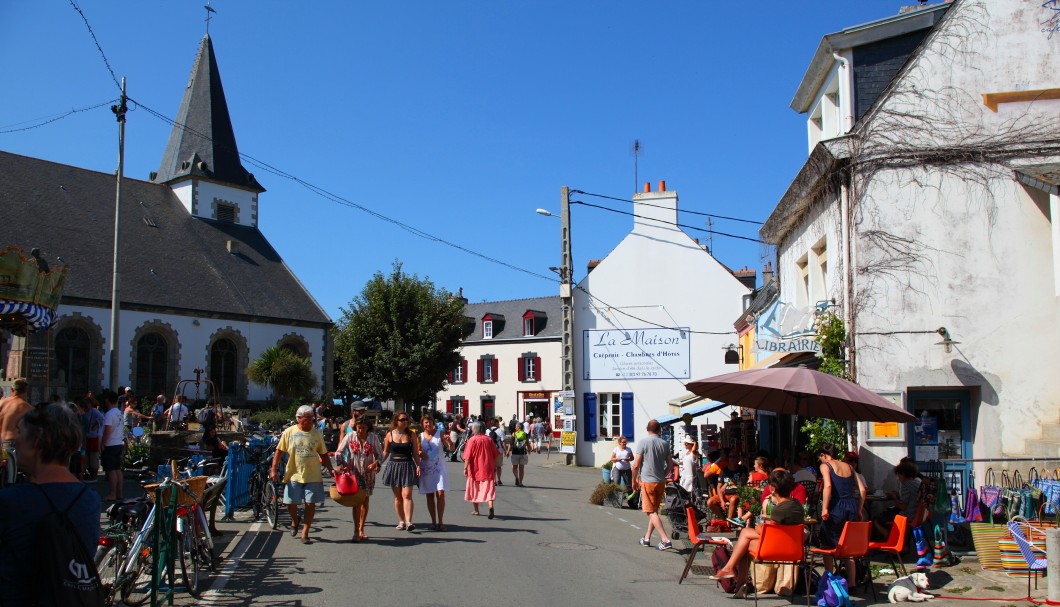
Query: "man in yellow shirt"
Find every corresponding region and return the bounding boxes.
[271,405,336,544]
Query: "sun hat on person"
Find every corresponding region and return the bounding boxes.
[683,435,696,445]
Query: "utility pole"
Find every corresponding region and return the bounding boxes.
[560,186,575,465]
[108,78,127,390]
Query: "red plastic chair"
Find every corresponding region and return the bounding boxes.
[868,513,909,576]
[748,523,810,607]
[810,520,876,600]
[678,506,723,584]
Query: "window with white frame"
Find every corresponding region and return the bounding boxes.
[483,320,493,339]
[522,356,537,381]
[524,317,534,336]
[597,392,622,439]
[454,400,464,416]
[452,362,464,383]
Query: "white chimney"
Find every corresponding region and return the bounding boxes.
[631,180,679,236]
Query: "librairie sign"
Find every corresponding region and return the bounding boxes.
[583,327,690,380]
[752,299,826,355]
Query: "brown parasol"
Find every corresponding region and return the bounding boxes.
[685,366,915,423]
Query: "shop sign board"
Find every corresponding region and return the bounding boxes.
[582,327,689,380]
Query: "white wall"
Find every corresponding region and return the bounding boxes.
[573,188,750,466]
[61,303,326,401]
[170,179,259,227]
[440,338,562,421]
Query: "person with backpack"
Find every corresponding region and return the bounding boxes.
[507,422,530,486]
[0,402,103,606]
[485,418,506,485]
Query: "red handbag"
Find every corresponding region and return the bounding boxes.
[335,471,360,495]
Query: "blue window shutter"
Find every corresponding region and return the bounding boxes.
[584,392,597,442]
[621,392,634,440]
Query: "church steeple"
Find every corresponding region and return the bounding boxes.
[153,34,263,194]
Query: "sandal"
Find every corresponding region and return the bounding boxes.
[396,522,407,530]
[437,524,447,532]
[406,523,416,531]
[471,510,481,516]
[290,514,301,537]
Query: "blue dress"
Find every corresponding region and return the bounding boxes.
[821,463,859,548]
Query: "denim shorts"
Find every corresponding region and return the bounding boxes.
[283,481,325,505]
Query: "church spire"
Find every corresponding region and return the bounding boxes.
[153,34,263,193]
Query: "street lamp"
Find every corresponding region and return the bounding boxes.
[538,188,575,464]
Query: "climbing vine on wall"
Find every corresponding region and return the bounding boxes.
[799,310,850,456]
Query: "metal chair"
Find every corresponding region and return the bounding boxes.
[810,521,876,601]
[868,513,909,576]
[1007,520,1047,596]
[748,523,810,607]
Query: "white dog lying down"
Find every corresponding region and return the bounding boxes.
[888,572,934,603]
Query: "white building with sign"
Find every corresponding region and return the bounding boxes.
[572,182,752,467]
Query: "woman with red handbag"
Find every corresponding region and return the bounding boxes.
[335,419,381,541]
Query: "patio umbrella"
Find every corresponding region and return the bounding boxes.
[685,366,916,423]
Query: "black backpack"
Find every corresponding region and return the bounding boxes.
[32,484,104,607]
[486,428,503,452]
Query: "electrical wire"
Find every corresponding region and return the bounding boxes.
[572,199,766,244]
[67,0,121,91]
[573,189,764,225]
[0,100,117,134]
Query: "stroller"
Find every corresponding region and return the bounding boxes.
[665,481,708,540]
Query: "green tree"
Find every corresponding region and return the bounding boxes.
[800,310,850,455]
[247,346,317,408]
[334,262,465,415]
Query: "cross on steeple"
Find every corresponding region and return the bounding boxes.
[205,2,216,34]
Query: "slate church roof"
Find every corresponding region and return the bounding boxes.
[153,34,263,192]
[0,151,329,326]
[0,32,327,326]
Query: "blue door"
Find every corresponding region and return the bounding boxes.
[908,390,973,498]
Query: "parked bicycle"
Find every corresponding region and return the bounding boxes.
[247,445,281,529]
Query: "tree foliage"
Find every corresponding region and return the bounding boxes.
[334,262,465,410]
[246,346,317,407]
[800,310,850,456]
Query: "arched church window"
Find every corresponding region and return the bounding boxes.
[136,332,168,397]
[210,338,237,396]
[56,326,90,396]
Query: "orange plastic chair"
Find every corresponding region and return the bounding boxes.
[810,520,876,600]
[748,523,810,607]
[679,506,721,584]
[868,513,909,576]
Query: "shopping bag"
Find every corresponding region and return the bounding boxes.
[964,487,983,522]
[948,492,966,524]
[933,524,960,567]
[914,526,932,569]
[969,522,1007,570]
[334,470,360,495]
[980,468,1003,518]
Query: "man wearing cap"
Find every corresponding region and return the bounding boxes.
[339,400,366,437]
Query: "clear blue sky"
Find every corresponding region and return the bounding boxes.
[2,2,895,321]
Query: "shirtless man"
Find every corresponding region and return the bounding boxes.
[0,379,31,450]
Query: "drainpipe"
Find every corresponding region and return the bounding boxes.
[832,52,854,132]
[840,176,853,379]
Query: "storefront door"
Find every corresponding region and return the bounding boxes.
[908,390,972,497]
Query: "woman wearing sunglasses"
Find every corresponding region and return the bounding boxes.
[381,414,421,530]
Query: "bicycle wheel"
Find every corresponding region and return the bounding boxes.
[193,510,217,574]
[95,542,124,606]
[250,475,263,521]
[120,544,154,607]
[178,528,203,597]
[263,481,279,529]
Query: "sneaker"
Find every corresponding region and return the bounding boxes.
[727,518,746,528]
[657,541,674,551]
[639,538,651,547]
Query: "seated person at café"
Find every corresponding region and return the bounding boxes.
[704,450,740,520]
[873,460,921,540]
[792,450,818,483]
[710,469,804,596]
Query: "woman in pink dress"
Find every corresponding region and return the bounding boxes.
[462,422,500,519]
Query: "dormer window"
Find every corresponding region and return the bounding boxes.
[481,313,504,339]
[522,310,546,337]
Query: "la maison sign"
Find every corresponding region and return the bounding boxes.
[582,327,690,380]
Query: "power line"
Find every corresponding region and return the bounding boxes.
[131,98,742,336]
[573,189,764,225]
[571,199,766,244]
[67,0,121,91]
[0,100,118,134]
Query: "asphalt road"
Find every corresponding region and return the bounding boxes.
[156,454,748,607]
